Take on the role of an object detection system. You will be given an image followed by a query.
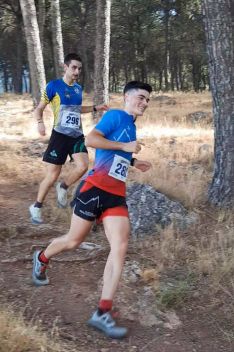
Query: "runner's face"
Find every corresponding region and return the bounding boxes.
[124,89,150,116]
[64,60,82,82]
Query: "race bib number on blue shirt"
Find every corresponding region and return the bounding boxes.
[108,155,130,182]
[61,110,81,129]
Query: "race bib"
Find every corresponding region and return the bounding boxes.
[61,110,81,129]
[108,155,130,182]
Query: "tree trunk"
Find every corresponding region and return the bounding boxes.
[178,61,184,90]
[13,35,23,93]
[37,0,46,52]
[159,71,163,91]
[93,0,111,119]
[202,0,234,207]
[12,14,23,93]
[170,58,175,91]
[191,59,201,92]
[77,1,92,92]
[163,10,170,91]
[3,63,9,93]
[80,30,92,92]
[50,0,64,78]
[19,0,46,106]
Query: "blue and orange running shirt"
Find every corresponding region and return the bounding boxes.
[41,79,83,138]
[85,109,136,196]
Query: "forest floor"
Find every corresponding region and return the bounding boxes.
[0,93,233,352]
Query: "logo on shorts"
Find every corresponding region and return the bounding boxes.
[50,150,58,158]
[80,210,95,217]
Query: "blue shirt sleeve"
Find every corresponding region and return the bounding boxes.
[45,81,56,102]
[41,81,56,103]
[95,110,121,137]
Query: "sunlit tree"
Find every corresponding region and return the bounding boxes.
[19,0,46,105]
[202,0,234,206]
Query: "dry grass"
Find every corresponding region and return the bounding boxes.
[135,215,234,321]
[195,217,234,283]
[128,134,213,207]
[0,306,77,352]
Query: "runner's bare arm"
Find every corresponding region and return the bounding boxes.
[85,128,142,154]
[34,101,48,136]
[133,159,152,172]
[81,104,109,114]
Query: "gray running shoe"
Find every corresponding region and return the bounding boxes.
[29,204,43,224]
[56,182,68,208]
[32,250,49,286]
[88,310,128,339]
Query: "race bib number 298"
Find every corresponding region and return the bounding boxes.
[108,155,130,182]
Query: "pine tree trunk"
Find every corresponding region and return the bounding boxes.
[164,10,170,91]
[13,34,23,93]
[50,0,64,77]
[202,0,234,207]
[93,0,111,119]
[3,63,9,92]
[19,0,46,105]
[192,59,201,92]
[79,2,92,92]
[13,14,23,93]
[38,0,46,52]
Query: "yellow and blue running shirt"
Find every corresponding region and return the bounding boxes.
[41,79,83,138]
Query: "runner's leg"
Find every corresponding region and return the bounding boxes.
[87,215,129,339]
[43,213,93,258]
[37,163,62,203]
[32,214,93,285]
[63,152,89,187]
[101,216,130,300]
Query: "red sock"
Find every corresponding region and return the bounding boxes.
[98,299,113,314]
[39,251,49,264]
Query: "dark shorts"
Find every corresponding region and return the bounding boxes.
[72,181,129,222]
[43,129,88,165]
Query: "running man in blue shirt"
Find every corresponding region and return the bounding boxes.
[29,53,108,224]
[32,81,152,339]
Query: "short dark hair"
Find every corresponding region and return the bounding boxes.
[123,81,152,94]
[64,53,82,66]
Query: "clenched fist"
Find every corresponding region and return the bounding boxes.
[122,141,143,154]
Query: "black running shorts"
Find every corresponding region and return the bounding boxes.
[72,181,128,222]
[43,129,88,165]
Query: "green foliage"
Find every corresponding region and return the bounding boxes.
[157,280,190,308]
[0,0,207,93]
[109,0,206,91]
[156,272,196,308]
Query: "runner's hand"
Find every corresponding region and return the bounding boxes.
[38,121,46,136]
[134,160,152,172]
[95,104,109,112]
[122,141,143,154]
